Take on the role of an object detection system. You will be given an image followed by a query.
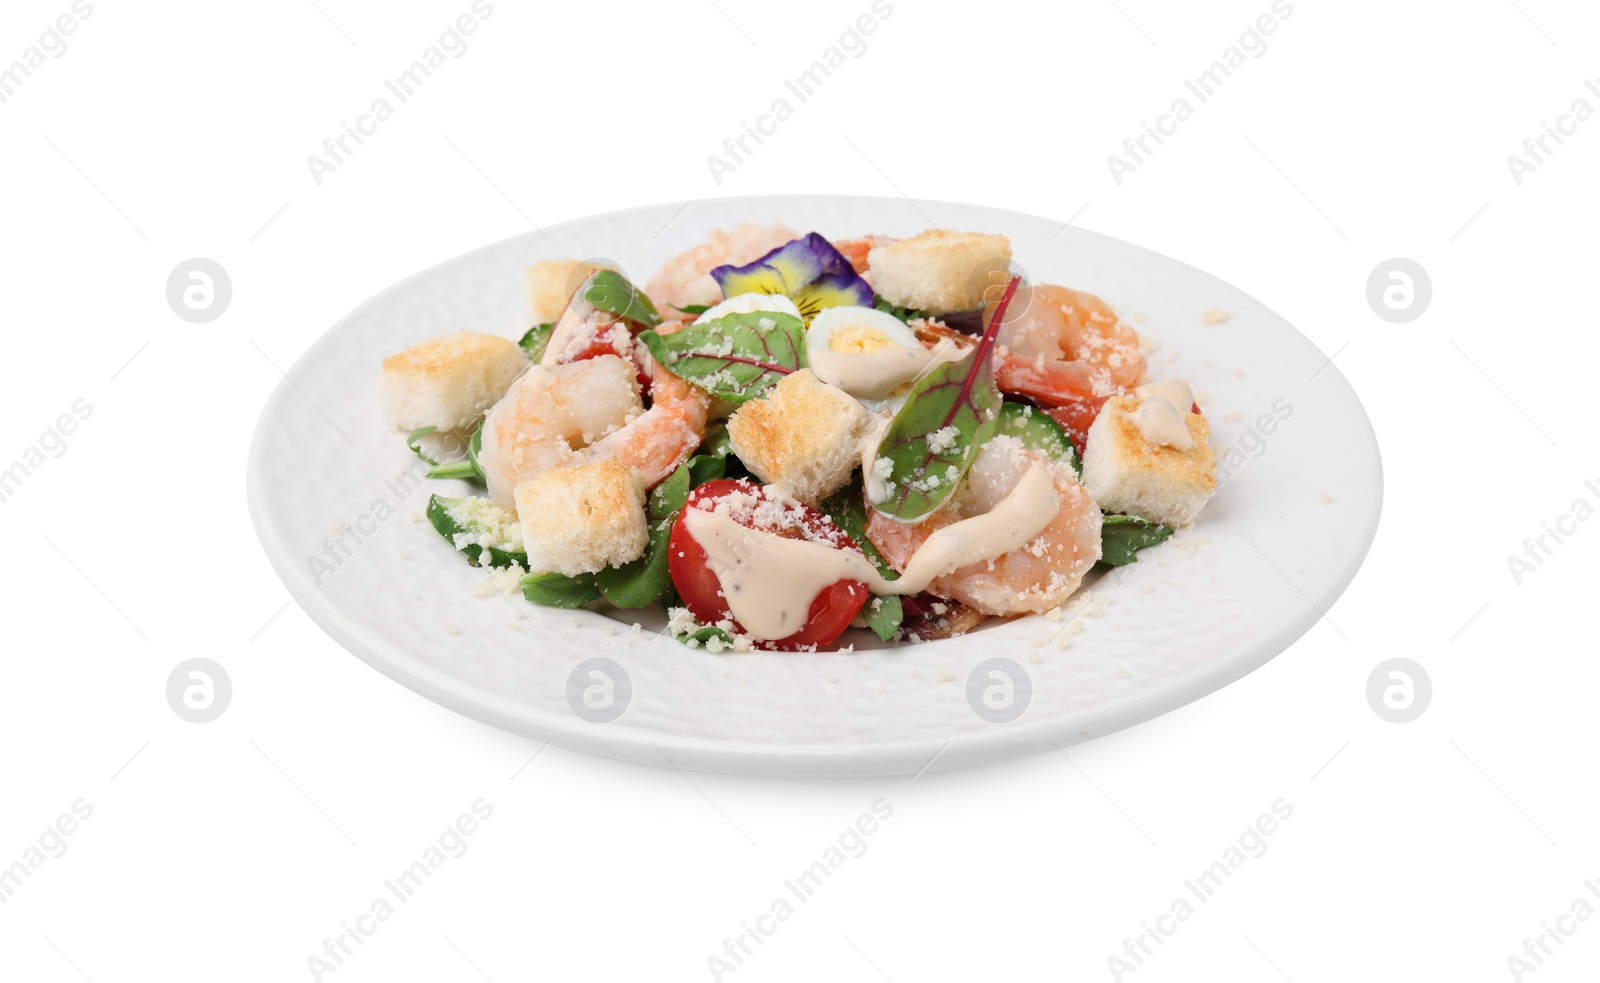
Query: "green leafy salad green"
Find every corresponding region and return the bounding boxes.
[394,238,1187,653]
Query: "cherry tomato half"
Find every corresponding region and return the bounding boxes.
[1043,396,1109,455]
[667,479,869,651]
[561,328,653,398]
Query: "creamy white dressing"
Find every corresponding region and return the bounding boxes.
[886,464,1060,592]
[809,340,964,400]
[1126,395,1194,451]
[683,508,880,640]
[1135,378,1194,414]
[682,465,1060,640]
[858,417,891,506]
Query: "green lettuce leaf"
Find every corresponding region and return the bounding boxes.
[594,435,734,608]
[1099,515,1175,566]
[585,269,661,328]
[519,322,556,361]
[862,596,903,642]
[520,571,602,608]
[425,493,527,569]
[822,480,898,581]
[596,463,691,609]
[688,451,726,487]
[410,425,486,482]
[874,296,930,324]
[679,624,736,647]
[640,311,807,402]
[664,609,747,649]
[821,479,904,641]
[406,426,439,465]
[426,426,486,482]
[689,426,732,485]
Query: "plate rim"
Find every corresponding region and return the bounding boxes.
[246,193,1384,777]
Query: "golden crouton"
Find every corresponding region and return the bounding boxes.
[526,259,615,325]
[515,459,648,576]
[727,369,871,505]
[380,331,527,432]
[1080,395,1217,526]
[866,230,1012,314]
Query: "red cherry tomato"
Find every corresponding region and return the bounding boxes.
[668,479,870,651]
[563,336,624,362]
[560,329,653,398]
[1044,396,1109,455]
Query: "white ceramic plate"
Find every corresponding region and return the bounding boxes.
[247,195,1382,778]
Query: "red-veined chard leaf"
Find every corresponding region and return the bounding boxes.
[870,276,1020,523]
[639,311,807,402]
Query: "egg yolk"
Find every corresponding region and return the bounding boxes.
[827,326,898,354]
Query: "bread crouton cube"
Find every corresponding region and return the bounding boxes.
[727,369,870,505]
[866,230,1012,314]
[515,460,648,576]
[1080,395,1217,526]
[381,331,527,432]
[526,259,614,325]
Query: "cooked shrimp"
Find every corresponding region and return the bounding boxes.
[477,355,642,510]
[990,350,1108,453]
[866,435,1102,616]
[574,325,710,488]
[913,308,1122,452]
[540,300,633,367]
[913,315,1098,396]
[480,324,712,509]
[833,235,895,274]
[645,223,798,313]
[997,284,1145,394]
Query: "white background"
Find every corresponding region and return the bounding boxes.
[2,0,1597,980]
